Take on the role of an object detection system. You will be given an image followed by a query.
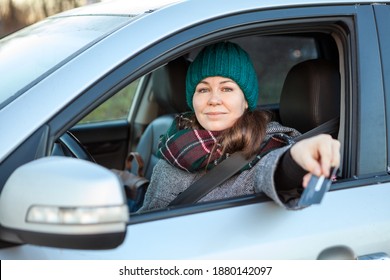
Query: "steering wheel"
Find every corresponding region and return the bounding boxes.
[52,131,96,163]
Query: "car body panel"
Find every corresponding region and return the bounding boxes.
[0,182,389,259]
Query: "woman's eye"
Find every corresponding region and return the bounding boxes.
[222,87,233,92]
[196,88,208,93]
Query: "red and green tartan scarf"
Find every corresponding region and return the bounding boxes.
[157,114,291,173]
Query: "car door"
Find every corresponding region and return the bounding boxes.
[73,4,390,259]
[1,2,390,260]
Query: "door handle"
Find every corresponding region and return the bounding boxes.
[317,246,355,259]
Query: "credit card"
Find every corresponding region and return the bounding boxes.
[297,167,338,207]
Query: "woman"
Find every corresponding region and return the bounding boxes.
[138,42,340,212]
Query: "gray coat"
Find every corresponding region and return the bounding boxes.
[138,122,301,212]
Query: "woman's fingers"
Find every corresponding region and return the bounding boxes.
[291,134,341,178]
[302,173,312,188]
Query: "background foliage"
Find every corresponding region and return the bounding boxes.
[0,0,100,38]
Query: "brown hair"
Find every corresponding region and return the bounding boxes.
[177,110,271,159]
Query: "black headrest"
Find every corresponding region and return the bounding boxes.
[151,56,190,114]
[279,59,340,133]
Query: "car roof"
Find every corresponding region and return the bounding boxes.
[55,0,389,17]
[53,0,184,17]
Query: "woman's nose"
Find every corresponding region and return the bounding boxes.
[207,90,222,105]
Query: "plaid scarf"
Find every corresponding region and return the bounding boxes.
[157,123,223,172]
[158,115,293,173]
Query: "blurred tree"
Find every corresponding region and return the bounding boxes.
[0,0,24,36]
[0,0,99,38]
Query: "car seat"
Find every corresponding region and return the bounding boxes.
[132,57,190,180]
[279,58,341,136]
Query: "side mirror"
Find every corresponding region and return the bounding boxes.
[0,157,128,249]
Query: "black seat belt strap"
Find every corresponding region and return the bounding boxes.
[294,117,339,141]
[168,152,253,206]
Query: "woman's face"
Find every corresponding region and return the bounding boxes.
[192,76,248,131]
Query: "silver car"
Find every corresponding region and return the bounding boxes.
[0,0,390,260]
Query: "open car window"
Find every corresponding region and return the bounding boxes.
[69,30,341,215]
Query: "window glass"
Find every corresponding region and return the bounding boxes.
[232,36,318,105]
[0,16,131,107]
[79,79,140,124]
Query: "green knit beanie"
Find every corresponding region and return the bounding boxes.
[186,42,259,111]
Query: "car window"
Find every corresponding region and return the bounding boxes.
[0,16,131,108]
[120,32,339,214]
[79,79,140,124]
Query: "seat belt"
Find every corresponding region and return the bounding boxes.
[168,152,254,206]
[294,117,339,141]
[168,117,340,207]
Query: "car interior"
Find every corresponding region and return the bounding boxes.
[128,33,341,178]
[131,54,341,182]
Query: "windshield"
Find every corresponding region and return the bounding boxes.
[0,15,131,107]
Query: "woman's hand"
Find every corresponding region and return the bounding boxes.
[290,134,341,187]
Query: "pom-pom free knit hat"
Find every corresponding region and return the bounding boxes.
[185,42,259,111]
